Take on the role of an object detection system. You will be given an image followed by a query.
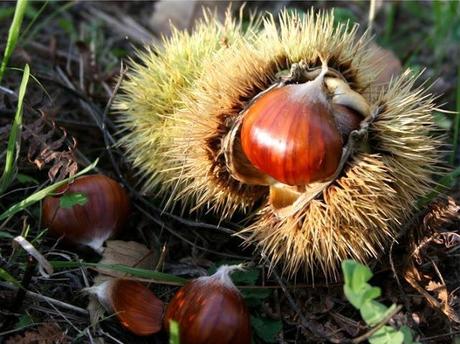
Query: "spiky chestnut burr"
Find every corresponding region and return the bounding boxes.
[115,9,443,279]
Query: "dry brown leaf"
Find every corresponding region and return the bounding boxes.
[423,197,460,232]
[97,240,156,276]
[149,0,236,37]
[23,112,78,182]
[411,198,460,262]
[405,263,460,325]
[426,280,449,304]
[368,43,402,87]
[5,323,69,344]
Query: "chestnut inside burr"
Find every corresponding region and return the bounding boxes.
[224,61,369,211]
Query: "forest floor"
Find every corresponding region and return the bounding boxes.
[0,1,459,343]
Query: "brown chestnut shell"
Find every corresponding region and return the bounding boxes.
[164,277,251,344]
[241,85,343,186]
[42,174,130,250]
[110,279,164,336]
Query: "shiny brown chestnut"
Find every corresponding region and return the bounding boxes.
[42,174,130,251]
[164,265,251,344]
[241,84,344,186]
[92,278,164,336]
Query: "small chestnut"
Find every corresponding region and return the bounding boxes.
[164,265,251,344]
[92,278,164,336]
[42,174,130,251]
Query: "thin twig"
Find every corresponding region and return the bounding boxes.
[135,203,250,260]
[419,330,460,342]
[100,62,128,188]
[351,305,403,344]
[389,241,413,318]
[266,256,341,343]
[0,281,89,315]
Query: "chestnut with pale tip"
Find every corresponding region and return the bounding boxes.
[164,265,251,344]
[42,175,130,251]
[90,278,164,336]
[241,84,343,186]
[240,63,365,187]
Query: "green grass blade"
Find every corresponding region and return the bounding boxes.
[0,267,20,287]
[0,0,28,83]
[0,64,30,194]
[0,159,98,221]
[22,1,75,45]
[169,320,181,344]
[418,165,460,207]
[49,260,187,285]
[18,1,48,42]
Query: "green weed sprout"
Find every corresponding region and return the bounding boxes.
[342,260,419,344]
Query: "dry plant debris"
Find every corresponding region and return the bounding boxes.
[22,112,78,182]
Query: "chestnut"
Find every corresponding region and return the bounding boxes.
[92,278,164,336]
[42,174,130,251]
[241,84,344,186]
[164,265,251,344]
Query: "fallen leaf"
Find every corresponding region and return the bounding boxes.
[97,240,156,276]
[23,112,78,182]
[5,323,69,344]
[149,0,235,37]
[368,43,402,87]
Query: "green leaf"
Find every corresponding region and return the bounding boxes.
[0,0,28,83]
[418,166,460,207]
[0,231,14,239]
[342,260,372,290]
[400,325,415,344]
[241,288,272,307]
[15,314,34,329]
[344,285,362,309]
[59,192,88,208]
[0,267,20,286]
[232,268,259,285]
[351,263,373,290]
[333,7,358,25]
[57,18,75,36]
[0,64,29,193]
[361,286,382,303]
[16,173,39,185]
[169,320,180,344]
[0,159,98,221]
[342,260,375,309]
[433,112,452,130]
[0,7,15,20]
[361,301,393,326]
[369,326,404,344]
[251,316,282,343]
